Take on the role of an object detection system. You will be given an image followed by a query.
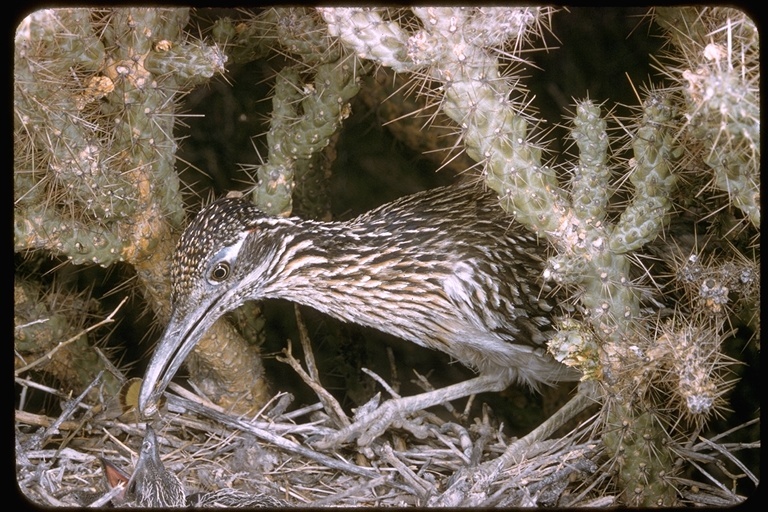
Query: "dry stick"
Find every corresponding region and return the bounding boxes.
[30,485,70,507]
[379,443,435,497]
[15,318,50,329]
[412,369,461,417]
[493,388,597,466]
[698,417,759,445]
[311,475,391,506]
[15,376,77,400]
[55,372,109,455]
[697,435,757,485]
[435,424,472,464]
[167,382,328,436]
[93,346,128,380]
[289,305,350,428]
[15,296,129,375]
[684,457,739,498]
[254,390,293,419]
[432,384,599,506]
[275,401,325,422]
[20,371,104,453]
[385,346,401,394]
[361,367,401,399]
[163,393,383,481]
[293,304,320,381]
[88,485,126,508]
[277,340,350,429]
[14,410,80,431]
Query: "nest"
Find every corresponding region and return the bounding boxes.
[16,366,755,507]
[15,300,757,508]
[16,383,600,507]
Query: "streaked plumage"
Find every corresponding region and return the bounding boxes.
[127,426,185,507]
[139,183,579,437]
[114,426,287,508]
[187,488,287,508]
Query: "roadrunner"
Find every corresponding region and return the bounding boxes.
[102,425,287,507]
[139,183,580,446]
[127,426,185,507]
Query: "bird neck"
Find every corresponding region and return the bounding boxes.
[258,214,441,331]
[260,216,373,290]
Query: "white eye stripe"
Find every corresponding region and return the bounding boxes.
[206,232,248,284]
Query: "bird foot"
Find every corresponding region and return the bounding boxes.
[313,395,432,450]
[314,374,510,450]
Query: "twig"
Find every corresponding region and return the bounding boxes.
[21,371,103,452]
[15,296,128,376]
[311,476,392,506]
[386,347,400,394]
[278,339,350,429]
[697,435,759,486]
[361,367,401,399]
[14,410,80,431]
[293,305,350,427]
[168,381,225,413]
[15,376,76,400]
[693,417,760,446]
[412,369,460,417]
[379,443,436,497]
[163,393,381,480]
[275,401,324,422]
[256,390,294,419]
[437,423,472,463]
[87,484,126,507]
[14,318,49,330]
[294,304,319,381]
[55,372,106,455]
[92,346,128,381]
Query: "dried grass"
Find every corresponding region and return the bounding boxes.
[15,305,756,507]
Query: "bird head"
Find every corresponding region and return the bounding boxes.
[138,197,292,416]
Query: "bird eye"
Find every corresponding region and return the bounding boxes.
[209,262,230,282]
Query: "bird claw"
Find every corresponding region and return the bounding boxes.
[313,397,430,450]
[313,402,395,449]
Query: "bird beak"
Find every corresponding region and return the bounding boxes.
[138,306,215,417]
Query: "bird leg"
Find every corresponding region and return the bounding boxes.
[313,373,511,449]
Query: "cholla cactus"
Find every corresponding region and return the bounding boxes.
[655,7,760,228]
[14,7,757,507]
[14,8,267,417]
[318,7,757,504]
